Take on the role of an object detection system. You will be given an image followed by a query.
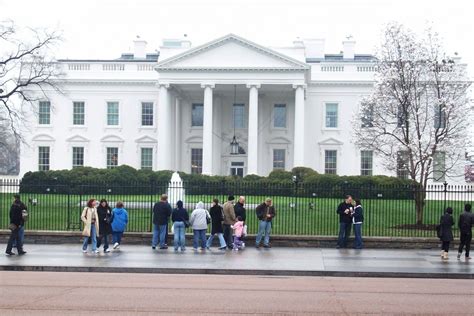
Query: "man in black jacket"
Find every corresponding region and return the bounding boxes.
[255,198,276,248]
[152,194,172,249]
[336,195,353,249]
[234,196,246,222]
[5,195,27,255]
[457,203,473,260]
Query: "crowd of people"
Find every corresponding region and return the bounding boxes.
[4,193,473,260]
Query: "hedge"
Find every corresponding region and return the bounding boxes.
[19,165,416,198]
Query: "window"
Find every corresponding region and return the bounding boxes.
[191,103,203,127]
[38,101,51,125]
[73,102,85,125]
[107,102,119,126]
[141,147,153,170]
[397,106,407,127]
[434,105,446,129]
[141,102,154,126]
[433,151,446,182]
[230,161,244,177]
[361,102,374,128]
[396,151,409,179]
[72,147,84,168]
[233,104,245,129]
[191,148,203,174]
[360,150,373,176]
[325,103,338,128]
[38,146,50,171]
[273,104,287,128]
[106,147,118,169]
[273,149,286,170]
[324,150,337,174]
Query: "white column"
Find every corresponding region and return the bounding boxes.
[201,83,214,175]
[157,83,172,170]
[293,84,306,167]
[174,97,181,171]
[247,84,260,175]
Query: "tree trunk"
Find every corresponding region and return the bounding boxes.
[414,189,426,225]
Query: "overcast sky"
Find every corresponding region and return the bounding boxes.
[2,0,473,72]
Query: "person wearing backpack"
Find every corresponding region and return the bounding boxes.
[457,204,473,260]
[171,200,189,252]
[439,207,454,260]
[5,194,27,256]
[111,201,128,249]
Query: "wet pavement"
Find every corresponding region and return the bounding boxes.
[0,244,472,279]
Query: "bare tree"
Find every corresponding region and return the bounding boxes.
[353,22,472,225]
[0,20,62,139]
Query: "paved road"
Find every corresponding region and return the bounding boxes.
[0,272,473,315]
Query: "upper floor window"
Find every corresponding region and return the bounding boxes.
[73,102,85,125]
[72,147,84,168]
[38,146,50,171]
[396,151,410,179]
[324,150,337,174]
[38,101,51,125]
[361,102,374,128]
[360,150,373,176]
[273,149,286,170]
[434,105,446,129]
[107,102,119,126]
[433,151,446,182]
[141,102,154,126]
[141,147,153,170]
[233,104,245,129]
[106,147,118,169]
[191,148,203,174]
[325,103,338,128]
[273,104,287,128]
[191,103,203,127]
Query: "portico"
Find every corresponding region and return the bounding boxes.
[155,34,309,176]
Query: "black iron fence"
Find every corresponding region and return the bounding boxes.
[1,179,473,237]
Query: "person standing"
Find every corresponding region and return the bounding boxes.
[336,195,353,249]
[222,195,236,249]
[5,195,27,256]
[255,198,276,249]
[234,196,246,222]
[352,199,364,249]
[232,216,245,251]
[111,201,128,249]
[152,194,172,250]
[206,198,227,250]
[439,207,454,260]
[190,201,210,251]
[81,199,100,254]
[457,203,473,260]
[171,200,188,252]
[96,199,112,253]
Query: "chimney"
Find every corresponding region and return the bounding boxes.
[342,37,355,60]
[133,38,147,59]
[304,39,325,59]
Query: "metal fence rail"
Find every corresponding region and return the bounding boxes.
[1,179,473,237]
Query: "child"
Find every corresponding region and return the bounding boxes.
[231,216,244,251]
[111,201,129,249]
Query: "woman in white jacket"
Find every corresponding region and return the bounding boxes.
[81,198,100,254]
[190,201,210,251]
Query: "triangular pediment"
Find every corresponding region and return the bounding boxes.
[318,138,344,146]
[156,34,309,71]
[135,136,157,144]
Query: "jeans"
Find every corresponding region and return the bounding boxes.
[112,231,123,244]
[97,232,109,250]
[152,224,168,248]
[6,226,23,253]
[233,236,243,249]
[337,222,352,248]
[193,229,207,249]
[441,241,450,252]
[82,225,97,251]
[223,224,233,248]
[206,233,226,248]
[173,222,186,250]
[12,225,24,248]
[458,232,472,257]
[353,223,363,249]
[255,220,272,246]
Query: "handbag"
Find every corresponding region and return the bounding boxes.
[82,225,91,237]
[8,223,18,231]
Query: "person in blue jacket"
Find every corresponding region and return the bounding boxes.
[111,201,128,249]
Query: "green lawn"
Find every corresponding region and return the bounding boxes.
[0,192,470,237]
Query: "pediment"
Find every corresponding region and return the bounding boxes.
[156,34,309,71]
[267,136,291,144]
[135,135,157,143]
[66,135,90,143]
[318,138,344,146]
[100,135,125,143]
[31,134,55,142]
[184,136,203,144]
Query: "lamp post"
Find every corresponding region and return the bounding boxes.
[230,84,240,155]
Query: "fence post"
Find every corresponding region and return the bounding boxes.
[443,181,448,212]
[292,175,299,235]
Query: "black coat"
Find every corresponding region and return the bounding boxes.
[153,201,172,225]
[97,205,112,235]
[439,213,454,242]
[10,201,26,226]
[337,202,353,224]
[458,211,474,234]
[255,203,276,222]
[209,205,224,234]
[172,208,189,223]
[234,202,246,222]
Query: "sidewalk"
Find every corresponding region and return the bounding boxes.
[1,244,472,279]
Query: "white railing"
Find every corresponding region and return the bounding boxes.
[357,66,377,72]
[321,65,344,72]
[137,64,155,71]
[102,63,125,71]
[68,63,90,71]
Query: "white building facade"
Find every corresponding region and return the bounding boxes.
[19,34,453,181]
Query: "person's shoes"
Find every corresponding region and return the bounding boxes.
[255,244,261,248]
[466,256,472,260]
[219,246,227,250]
[442,252,449,260]
[336,245,341,249]
[94,250,100,254]
[193,248,198,252]
[152,246,156,250]
[441,250,445,258]
[457,253,461,260]
[174,248,179,252]
[181,248,186,252]
[263,244,271,248]
[5,252,15,256]
[104,249,110,253]
[113,242,119,249]
[206,247,210,250]
[18,251,27,255]
[200,247,206,252]
[159,246,168,250]
[82,249,87,253]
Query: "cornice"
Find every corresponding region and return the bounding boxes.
[53,79,157,86]
[309,80,374,86]
[156,67,307,72]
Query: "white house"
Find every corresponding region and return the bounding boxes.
[18,34,465,183]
